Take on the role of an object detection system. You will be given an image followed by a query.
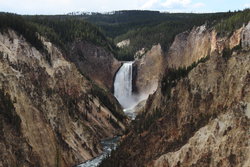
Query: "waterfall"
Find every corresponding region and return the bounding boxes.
[114,62,135,109]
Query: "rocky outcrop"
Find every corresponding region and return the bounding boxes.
[166,23,250,69]
[148,50,250,167]
[116,39,130,48]
[242,22,250,50]
[133,44,163,95]
[134,48,146,59]
[0,30,127,167]
[166,25,212,68]
[129,22,248,128]
[100,23,250,167]
[68,41,121,91]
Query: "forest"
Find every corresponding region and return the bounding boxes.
[0,9,249,61]
[216,8,250,36]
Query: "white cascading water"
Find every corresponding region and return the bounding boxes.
[114,61,135,109]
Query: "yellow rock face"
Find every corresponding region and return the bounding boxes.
[133,44,164,96]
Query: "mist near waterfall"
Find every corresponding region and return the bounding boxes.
[114,62,157,110]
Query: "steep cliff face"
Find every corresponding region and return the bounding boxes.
[166,24,244,68]
[166,25,211,68]
[100,23,250,167]
[133,44,163,96]
[242,22,250,50]
[67,41,121,91]
[133,23,248,97]
[0,30,127,167]
[151,108,249,167]
[148,50,250,167]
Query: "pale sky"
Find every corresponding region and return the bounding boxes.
[0,0,249,15]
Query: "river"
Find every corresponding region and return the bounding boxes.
[76,137,120,167]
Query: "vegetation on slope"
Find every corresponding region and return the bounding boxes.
[75,11,232,39]
[0,13,117,54]
[0,89,21,132]
[84,11,236,60]
[161,56,210,96]
[141,44,243,134]
[24,10,236,60]
[28,16,117,53]
[27,15,139,60]
[84,11,191,38]
[0,12,127,123]
[216,8,250,36]
[113,12,234,56]
[0,13,46,52]
[111,10,249,60]
[91,83,126,122]
[2,10,248,61]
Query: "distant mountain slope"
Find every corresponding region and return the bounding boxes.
[25,10,235,60]
[81,10,234,51]
[70,10,231,38]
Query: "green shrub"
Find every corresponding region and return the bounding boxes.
[135,108,162,133]
[0,51,3,59]
[222,43,242,60]
[91,84,125,122]
[222,48,232,60]
[161,56,210,96]
[115,47,134,61]
[0,13,45,52]
[108,115,121,129]
[0,89,21,132]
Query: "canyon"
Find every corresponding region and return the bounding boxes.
[0,10,249,167]
[100,22,250,167]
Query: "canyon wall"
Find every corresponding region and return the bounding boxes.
[133,44,164,97]
[67,41,121,91]
[0,30,127,167]
[131,23,243,99]
[166,24,242,69]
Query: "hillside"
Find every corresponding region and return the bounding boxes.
[0,13,123,91]
[112,12,233,54]
[0,14,127,166]
[24,11,235,60]
[80,10,235,59]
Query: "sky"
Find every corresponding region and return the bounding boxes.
[0,0,249,15]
